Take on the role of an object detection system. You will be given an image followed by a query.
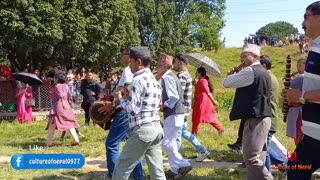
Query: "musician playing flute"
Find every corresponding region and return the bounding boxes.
[282,2,320,179]
[223,44,273,180]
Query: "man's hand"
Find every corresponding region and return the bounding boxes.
[159,101,165,112]
[90,91,96,96]
[98,101,114,115]
[282,89,301,104]
[113,91,122,99]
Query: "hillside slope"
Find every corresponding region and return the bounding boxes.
[188,44,306,91]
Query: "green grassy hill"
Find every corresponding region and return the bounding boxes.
[189,44,306,90]
[181,44,304,157]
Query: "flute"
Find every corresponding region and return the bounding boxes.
[228,63,245,75]
[283,55,291,123]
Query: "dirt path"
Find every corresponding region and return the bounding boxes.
[0,154,245,170]
[2,155,320,179]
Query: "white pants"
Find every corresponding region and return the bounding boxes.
[46,123,79,145]
[162,114,191,174]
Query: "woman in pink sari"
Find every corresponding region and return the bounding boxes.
[15,82,33,124]
[43,72,80,147]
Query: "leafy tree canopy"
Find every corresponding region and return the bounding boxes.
[0,0,225,73]
[255,21,299,41]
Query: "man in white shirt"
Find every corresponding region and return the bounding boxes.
[114,48,133,91]
[157,54,192,179]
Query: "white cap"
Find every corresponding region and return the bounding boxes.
[242,44,261,57]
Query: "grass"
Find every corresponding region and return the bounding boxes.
[0,44,300,179]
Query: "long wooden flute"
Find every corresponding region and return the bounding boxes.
[283,55,291,123]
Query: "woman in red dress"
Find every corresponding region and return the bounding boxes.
[192,67,224,136]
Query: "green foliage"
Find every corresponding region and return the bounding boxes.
[0,0,225,72]
[256,21,299,41]
[215,91,234,110]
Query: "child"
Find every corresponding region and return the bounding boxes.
[286,58,306,145]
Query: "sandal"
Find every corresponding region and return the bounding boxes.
[41,143,54,147]
[71,142,80,146]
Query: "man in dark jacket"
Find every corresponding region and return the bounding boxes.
[80,70,101,127]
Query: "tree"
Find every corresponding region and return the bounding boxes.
[0,0,140,73]
[0,0,225,72]
[256,21,299,41]
[135,0,226,58]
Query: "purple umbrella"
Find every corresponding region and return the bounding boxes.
[12,72,43,85]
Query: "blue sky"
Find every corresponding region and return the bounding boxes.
[221,0,318,47]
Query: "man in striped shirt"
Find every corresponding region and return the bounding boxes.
[173,54,211,162]
[111,47,166,180]
[283,2,320,179]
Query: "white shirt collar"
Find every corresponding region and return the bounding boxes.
[162,69,172,78]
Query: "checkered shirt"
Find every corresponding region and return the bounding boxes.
[120,68,162,128]
[177,69,192,116]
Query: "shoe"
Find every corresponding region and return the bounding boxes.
[41,143,54,147]
[174,165,192,179]
[71,142,80,146]
[238,162,246,168]
[195,150,210,162]
[227,143,242,151]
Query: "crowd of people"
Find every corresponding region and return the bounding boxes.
[244,32,311,54]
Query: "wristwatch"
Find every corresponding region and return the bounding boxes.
[299,97,306,104]
[299,95,306,104]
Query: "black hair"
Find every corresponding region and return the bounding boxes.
[85,69,92,74]
[55,72,66,84]
[130,53,152,68]
[306,1,320,15]
[175,54,188,64]
[260,55,272,70]
[123,46,131,53]
[197,67,213,93]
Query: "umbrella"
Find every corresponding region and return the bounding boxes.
[184,53,221,77]
[12,72,43,85]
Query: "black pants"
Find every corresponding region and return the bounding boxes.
[287,134,320,180]
[235,119,246,146]
[82,102,92,124]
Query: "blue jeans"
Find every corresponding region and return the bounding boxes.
[105,110,144,179]
[177,116,205,153]
[265,130,275,171]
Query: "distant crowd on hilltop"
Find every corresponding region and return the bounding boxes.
[244,33,310,54]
